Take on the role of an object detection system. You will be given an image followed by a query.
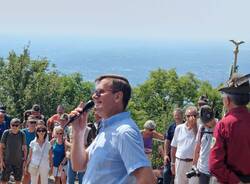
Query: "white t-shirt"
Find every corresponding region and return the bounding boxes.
[171,123,196,159]
[196,125,214,175]
[30,138,51,168]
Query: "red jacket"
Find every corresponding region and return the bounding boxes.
[209,107,250,184]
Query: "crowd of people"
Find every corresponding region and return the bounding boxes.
[0,73,249,184]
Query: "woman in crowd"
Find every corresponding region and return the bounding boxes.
[141,120,164,160]
[51,126,67,184]
[26,123,53,184]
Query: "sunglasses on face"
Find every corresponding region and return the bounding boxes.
[93,89,114,97]
[56,132,63,135]
[37,129,46,133]
[11,124,19,127]
[186,114,197,118]
[29,121,37,124]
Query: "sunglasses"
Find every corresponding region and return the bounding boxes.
[56,132,63,135]
[93,89,115,97]
[11,124,19,127]
[186,114,197,118]
[29,121,37,124]
[37,129,46,133]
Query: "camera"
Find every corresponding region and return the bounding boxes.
[186,166,200,178]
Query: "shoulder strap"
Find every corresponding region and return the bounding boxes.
[200,126,205,142]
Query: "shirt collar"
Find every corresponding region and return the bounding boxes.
[226,106,248,116]
[99,111,130,130]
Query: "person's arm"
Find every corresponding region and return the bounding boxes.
[70,102,89,171]
[152,131,164,140]
[163,139,171,165]
[192,143,200,166]
[133,167,157,184]
[25,147,33,174]
[0,143,5,171]
[193,126,201,166]
[22,145,28,164]
[170,146,177,175]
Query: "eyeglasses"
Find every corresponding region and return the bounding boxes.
[56,132,63,135]
[11,124,19,127]
[186,114,197,118]
[37,129,46,133]
[93,89,114,97]
[29,121,37,124]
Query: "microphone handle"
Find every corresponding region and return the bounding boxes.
[64,100,94,128]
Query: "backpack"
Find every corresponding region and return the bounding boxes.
[200,126,213,142]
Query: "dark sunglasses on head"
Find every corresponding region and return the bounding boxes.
[11,124,19,127]
[37,129,46,133]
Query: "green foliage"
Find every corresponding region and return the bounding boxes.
[128,68,223,168]
[0,47,94,120]
[1,47,225,169]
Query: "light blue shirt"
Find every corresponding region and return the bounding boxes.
[83,112,150,184]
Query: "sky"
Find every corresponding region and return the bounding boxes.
[1,0,250,41]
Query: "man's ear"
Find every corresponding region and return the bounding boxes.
[114,91,123,103]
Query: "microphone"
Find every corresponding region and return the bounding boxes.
[64,100,95,127]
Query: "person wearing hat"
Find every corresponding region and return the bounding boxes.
[192,105,217,184]
[209,74,250,184]
[30,104,46,122]
[141,120,164,160]
[197,95,209,109]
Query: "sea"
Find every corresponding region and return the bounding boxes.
[0,35,249,87]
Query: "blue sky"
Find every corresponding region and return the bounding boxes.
[0,0,249,41]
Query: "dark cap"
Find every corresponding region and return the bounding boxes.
[219,74,250,95]
[199,105,214,124]
[198,95,209,106]
[32,104,40,112]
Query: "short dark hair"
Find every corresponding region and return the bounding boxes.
[95,74,131,109]
[228,93,249,106]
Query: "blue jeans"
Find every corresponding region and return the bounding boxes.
[67,160,84,184]
[163,163,174,184]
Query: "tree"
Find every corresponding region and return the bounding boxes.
[0,47,93,120]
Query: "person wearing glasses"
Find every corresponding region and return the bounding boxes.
[170,106,198,184]
[26,124,53,184]
[22,116,38,184]
[70,74,156,184]
[0,118,27,184]
[209,74,250,184]
[51,126,67,184]
[141,120,164,160]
